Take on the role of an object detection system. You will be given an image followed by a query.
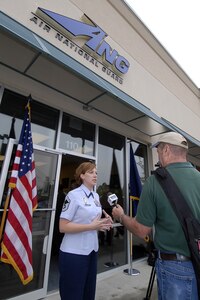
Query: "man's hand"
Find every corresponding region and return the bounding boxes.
[112,205,152,239]
[112,204,124,222]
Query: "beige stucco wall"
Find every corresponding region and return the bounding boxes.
[1,0,200,142]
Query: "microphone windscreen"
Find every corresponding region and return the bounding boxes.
[107,193,118,206]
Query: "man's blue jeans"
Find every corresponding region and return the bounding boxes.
[155,258,198,300]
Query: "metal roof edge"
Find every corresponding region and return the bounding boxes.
[0,11,175,134]
[161,118,200,147]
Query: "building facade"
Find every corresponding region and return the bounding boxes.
[1,1,200,299]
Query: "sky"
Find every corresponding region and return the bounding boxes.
[124,0,200,87]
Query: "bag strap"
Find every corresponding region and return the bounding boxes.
[153,167,194,237]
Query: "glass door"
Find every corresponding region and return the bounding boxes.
[48,154,88,293]
[0,139,62,300]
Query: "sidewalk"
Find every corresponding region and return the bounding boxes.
[46,259,158,300]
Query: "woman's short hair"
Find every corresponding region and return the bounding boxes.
[74,162,96,185]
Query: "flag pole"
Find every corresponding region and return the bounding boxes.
[123,198,140,276]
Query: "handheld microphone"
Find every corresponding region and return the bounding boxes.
[107,192,118,207]
[155,161,161,167]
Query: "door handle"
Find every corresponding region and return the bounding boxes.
[43,235,49,254]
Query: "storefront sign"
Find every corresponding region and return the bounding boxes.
[30,7,130,85]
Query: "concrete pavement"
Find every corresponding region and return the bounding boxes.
[46,259,158,300]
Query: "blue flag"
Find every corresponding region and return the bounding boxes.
[129,144,142,217]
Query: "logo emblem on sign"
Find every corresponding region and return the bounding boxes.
[37,7,130,74]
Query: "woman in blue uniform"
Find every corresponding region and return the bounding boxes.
[59,161,112,300]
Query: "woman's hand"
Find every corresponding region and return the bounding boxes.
[102,209,113,223]
[91,215,113,231]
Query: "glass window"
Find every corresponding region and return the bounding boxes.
[129,141,148,184]
[97,127,126,271]
[0,210,51,298]
[0,147,59,298]
[59,113,95,156]
[128,140,148,261]
[97,127,125,197]
[0,89,59,150]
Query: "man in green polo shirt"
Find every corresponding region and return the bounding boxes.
[112,131,200,300]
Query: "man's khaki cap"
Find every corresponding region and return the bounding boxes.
[151,132,188,149]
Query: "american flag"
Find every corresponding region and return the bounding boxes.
[1,98,37,285]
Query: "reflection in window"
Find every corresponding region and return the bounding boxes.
[0,147,58,210]
[0,210,51,298]
[0,89,59,152]
[97,127,125,198]
[35,150,58,209]
[59,113,95,156]
[97,127,126,271]
[0,145,59,298]
[129,141,148,185]
[128,140,148,261]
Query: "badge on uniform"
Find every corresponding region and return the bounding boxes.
[94,198,101,207]
[83,197,91,206]
[62,196,70,211]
